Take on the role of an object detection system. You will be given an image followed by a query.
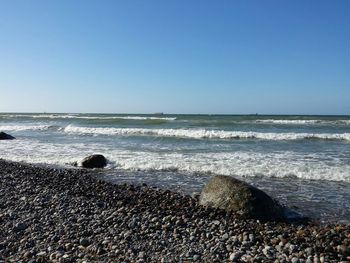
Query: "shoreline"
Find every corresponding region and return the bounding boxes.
[0,159,349,262]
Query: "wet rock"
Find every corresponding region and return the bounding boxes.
[0,131,15,140]
[199,175,285,221]
[81,154,107,168]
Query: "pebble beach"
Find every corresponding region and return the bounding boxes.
[0,159,349,262]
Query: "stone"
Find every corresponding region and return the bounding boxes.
[81,154,107,168]
[199,175,285,221]
[193,254,200,261]
[222,233,229,240]
[37,251,47,257]
[0,132,15,140]
[80,238,91,247]
[229,252,243,261]
[23,251,33,258]
[338,244,350,256]
[14,222,27,232]
[305,247,313,256]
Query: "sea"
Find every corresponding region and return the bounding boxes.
[0,113,349,223]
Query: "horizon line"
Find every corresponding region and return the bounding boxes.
[1,111,350,117]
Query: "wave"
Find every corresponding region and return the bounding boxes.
[64,126,350,141]
[113,151,350,182]
[0,125,52,131]
[32,115,177,121]
[256,119,350,125]
[0,114,176,121]
[110,116,176,121]
[0,140,349,182]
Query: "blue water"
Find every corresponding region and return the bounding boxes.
[0,113,349,223]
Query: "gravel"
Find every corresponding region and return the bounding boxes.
[0,159,349,262]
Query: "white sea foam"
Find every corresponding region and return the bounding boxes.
[64,126,350,141]
[32,115,176,121]
[0,114,176,121]
[0,139,349,182]
[112,151,350,182]
[0,125,51,131]
[256,119,350,125]
[110,116,177,121]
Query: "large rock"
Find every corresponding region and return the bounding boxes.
[0,132,15,140]
[81,154,107,168]
[199,175,285,221]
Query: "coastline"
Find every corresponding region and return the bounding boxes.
[0,159,349,262]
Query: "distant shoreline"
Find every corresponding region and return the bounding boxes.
[1,112,350,117]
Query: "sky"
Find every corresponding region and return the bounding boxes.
[0,1,349,115]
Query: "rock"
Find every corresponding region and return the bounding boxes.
[199,175,285,221]
[0,132,15,140]
[23,251,33,259]
[79,238,91,247]
[193,254,200,261]
[305,247,313,256]
[229,251,243,261]
[81,154,107,168]
[37,251,47,257]
[13,222,27,232]
[338,244,350,256]
[221,233,229,240]
[262,246,275,258]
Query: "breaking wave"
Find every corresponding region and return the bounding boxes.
[0,125,52,131]
[0,140,349,182]
[64,126,350,141]
[0,114,176,121]
[256,119,350,125]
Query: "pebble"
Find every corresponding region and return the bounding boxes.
[79,238,91,247]
[193,254,200,261]
[0,160,348,263]
[222,233,229,240]
[13,222,27,232]
[229,252,243,261]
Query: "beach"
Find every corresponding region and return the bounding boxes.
[0,159,349,262]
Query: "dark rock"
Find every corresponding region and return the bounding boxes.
[81,154,107,168]
[79,238,91,247]
[0,132,15,140]
[199,175,285,221]
[14,222,27,232]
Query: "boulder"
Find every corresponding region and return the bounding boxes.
[81,154,107,169]
[199,175,285,221]
[0,132,15,140]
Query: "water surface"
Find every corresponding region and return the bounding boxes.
[1,113,349,223]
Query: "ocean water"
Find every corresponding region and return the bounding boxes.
[0,113,349,223]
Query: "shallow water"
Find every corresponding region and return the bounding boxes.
[0,113,349,223]
[97,169,350,224]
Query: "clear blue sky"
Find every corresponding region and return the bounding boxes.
[1,1,349,114]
